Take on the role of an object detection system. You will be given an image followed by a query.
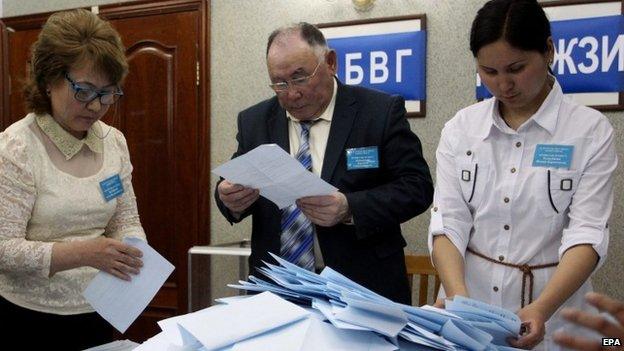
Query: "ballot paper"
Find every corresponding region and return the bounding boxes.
[133,251,527,351]
[82,339,139,351]
[83,237,174,333]
[212,144,337,209]
[176,291,309,350]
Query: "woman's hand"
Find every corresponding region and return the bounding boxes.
[51,237,143,280]
[508,303,547,349]
[83,237,143,281]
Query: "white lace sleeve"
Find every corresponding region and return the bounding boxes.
[0,133,54,278]
[105,130,146,241]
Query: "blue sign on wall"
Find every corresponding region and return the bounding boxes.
[476,15,624,99]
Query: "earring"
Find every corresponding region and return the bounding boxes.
[45,89,51,96]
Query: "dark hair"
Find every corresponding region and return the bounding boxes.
[24,9,128,114]
[470,0,551,57]
[266,22,328,56]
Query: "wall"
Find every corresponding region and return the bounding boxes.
[3,0,623,306]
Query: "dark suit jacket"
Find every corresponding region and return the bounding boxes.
[216,80,433,304]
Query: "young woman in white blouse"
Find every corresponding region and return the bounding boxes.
[429,0,617,349]
[0,9,145,350]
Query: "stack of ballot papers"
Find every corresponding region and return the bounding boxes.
[133,253,526,350]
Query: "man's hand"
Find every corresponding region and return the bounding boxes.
[553,292,624,351]
[297,192,350,227]
[217,180,259,214]
[508,303,547,349]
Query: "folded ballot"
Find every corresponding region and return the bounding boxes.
[212,144,337,209]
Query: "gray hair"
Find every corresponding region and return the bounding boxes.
[266,22,329,59]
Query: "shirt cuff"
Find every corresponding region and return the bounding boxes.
[559,227,609,271]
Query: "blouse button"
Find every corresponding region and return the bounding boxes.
[503,197,510,203]
[504,224,510,230]
[493,286,499,292]
[466,150,472,156]
[515,141,522,148]
[498,255,505,262]
[510,167,517,173]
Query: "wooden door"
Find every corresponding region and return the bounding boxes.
[0,0,211,342]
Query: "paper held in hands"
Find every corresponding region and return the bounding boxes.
[83,237,175,333]
[212,144,337,209]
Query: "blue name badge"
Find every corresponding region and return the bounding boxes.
[346,146,379,170]
[532,144,574,169]
[99,174,125,202]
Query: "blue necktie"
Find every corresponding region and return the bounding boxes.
[280,121,315,271]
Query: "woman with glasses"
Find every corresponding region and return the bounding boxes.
[0,9,145,350]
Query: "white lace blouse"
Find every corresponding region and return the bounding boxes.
[0,113,146,315]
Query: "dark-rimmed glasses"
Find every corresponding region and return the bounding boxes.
[269,61,322,93]
[65,73,124,105]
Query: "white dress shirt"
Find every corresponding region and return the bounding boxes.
[286,79,338,270]
[428,81,617,350]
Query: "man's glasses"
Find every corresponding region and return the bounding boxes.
[269,61,322,93]
[65,73,123,105]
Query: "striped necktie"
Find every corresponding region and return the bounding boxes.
[280,120,315,271]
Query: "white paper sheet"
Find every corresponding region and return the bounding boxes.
[83,237,174,333]
[212,144,337,209]
[177,291,309,350]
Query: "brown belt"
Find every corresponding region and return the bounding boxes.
[466,247,558,308]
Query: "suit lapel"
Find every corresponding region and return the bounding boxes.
[267,102,290,154]
[321,81,357,182]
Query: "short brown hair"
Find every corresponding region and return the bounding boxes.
[24,9,129,114]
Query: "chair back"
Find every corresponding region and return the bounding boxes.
[405,254,440,306]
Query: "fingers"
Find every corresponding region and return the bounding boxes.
[560,307,622,339]
[508,321,544,349]
[586,292,624,325]
[298,195,334,206]
[553,330,602,351]
[300,207,334,227]
[433,298,445,308]
[108,268,132,281]
[219,181,259,212]
[103,240,143,279]
[297,192,349,227]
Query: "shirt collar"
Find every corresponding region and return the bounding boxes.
[286,79,338,124]
[36,113,103,160]
[480,78,562,140]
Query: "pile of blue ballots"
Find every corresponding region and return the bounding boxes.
[229,253,524,351]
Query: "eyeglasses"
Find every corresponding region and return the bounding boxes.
[65,73,123,105]
[269,61,322,93]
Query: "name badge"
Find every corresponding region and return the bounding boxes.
[532,144,574,169]
[346,146,379,170]
[100,174,124,202]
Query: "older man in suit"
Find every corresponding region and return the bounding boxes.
[215,22,432,304]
